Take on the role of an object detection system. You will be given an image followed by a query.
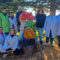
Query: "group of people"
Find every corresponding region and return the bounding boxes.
[0,6,60,56]
[0,6,24,55]
[36,9,60,47]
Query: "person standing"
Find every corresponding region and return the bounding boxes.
[16,6,23,32]
[0,8,10,35]
[44,11,57,47]
[36,9,46,45]
[9,12,18,33]
[56,14,60,47]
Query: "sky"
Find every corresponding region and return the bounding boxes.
[56,10,60,15]
[26,7,60,16]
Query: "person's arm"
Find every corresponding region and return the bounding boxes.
[44,17,47,31]
[14,16,17,24]
[55,17,58,34]
[0,16,2,27]
[44,14,46,22]
[16,13,17,19]
[3,32,6,39]
[3,37,8,50]
[36,14,38,21]
[16,13,18,21]
[13,37,18,50]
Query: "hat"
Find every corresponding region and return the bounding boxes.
[3,8,8,10]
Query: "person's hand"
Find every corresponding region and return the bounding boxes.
[0,49,6,53]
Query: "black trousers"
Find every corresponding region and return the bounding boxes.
[46,31,54,45]
[5,32,9,35]
[57,36,60,47]
[17,21,21,32]
[6,48,20,55]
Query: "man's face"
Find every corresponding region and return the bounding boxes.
[18,7,22,11]
[3,9,8,14]
[50,12,54,16]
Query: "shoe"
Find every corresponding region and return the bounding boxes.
[58,45,60,48]
[58,44,60,47]
[51,44,54,47]
[45,43,48,47]
[40,41,43,45]
[41,45,44,49]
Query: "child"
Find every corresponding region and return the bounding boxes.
[44,11,57,47]
[9,12,18,33]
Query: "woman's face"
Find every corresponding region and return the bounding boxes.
[10,13,14,17]
[10,29,15,35]
[18,7,22,11]
[39,10,43,14]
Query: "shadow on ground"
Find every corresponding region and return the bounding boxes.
[0,39,60,60]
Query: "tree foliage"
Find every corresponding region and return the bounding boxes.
[0,0,60,14]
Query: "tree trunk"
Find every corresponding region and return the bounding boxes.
[50,0,56,15]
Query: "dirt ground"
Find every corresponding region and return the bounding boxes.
[0,39,60,60]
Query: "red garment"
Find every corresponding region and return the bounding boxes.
[19,12,34,21]
[26,13,34,21]
[19,12,27,21]
[0,32,3,36]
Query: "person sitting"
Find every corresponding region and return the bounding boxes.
[3,28,20,55]
[0,27,6,53]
